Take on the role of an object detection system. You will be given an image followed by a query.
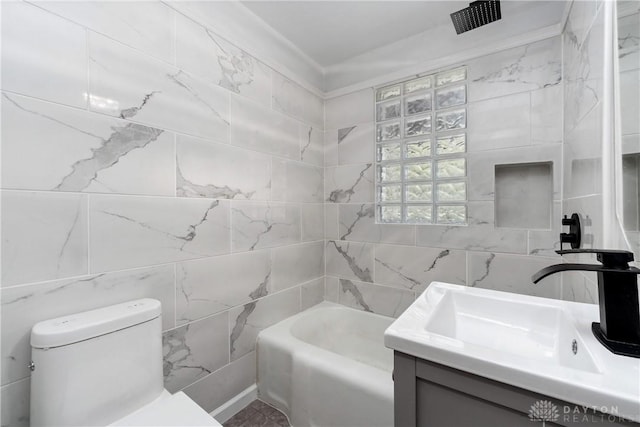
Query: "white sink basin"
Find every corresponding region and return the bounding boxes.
[385,282,640,423]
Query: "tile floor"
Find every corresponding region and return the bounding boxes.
[223,399,291,427]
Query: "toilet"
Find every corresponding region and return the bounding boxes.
[29,299,222,427]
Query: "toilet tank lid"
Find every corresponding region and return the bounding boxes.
[31,299,161,349]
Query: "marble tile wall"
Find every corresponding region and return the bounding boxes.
[0,2,324,426]
[562,1,607,303]
[324,35,568,317]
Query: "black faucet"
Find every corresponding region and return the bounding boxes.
[532,249,640,358]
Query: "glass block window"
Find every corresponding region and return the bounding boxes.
[375,67,467,224]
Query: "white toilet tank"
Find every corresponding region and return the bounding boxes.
[30,299,165,427]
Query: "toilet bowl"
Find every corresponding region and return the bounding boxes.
[29,299,222,427]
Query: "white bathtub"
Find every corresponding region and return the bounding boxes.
[257,301,394,427]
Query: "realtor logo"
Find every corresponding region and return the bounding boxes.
[529,400,560,424]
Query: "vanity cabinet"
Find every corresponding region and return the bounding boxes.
[393,352,637,427]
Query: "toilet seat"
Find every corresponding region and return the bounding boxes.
[109,391,222,426]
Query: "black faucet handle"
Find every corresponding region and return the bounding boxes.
[556,249,635,269]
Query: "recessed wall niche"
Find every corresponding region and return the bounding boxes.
[495,162,553,229]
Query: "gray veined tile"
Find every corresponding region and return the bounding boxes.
[324,204,340,240]
[467,92,531,152]
[176,250,272,325]
[271,159,323,203]
[231,202,301,252]
[467,251,561,300]
[618,11,640,73]
[300,125,324,167]
[328,276,414,318]
[338,203,415,245]
[325,88,374,130]
[1,377,30,427]
[325,240,374,283]
[416,201,528,254]
[324,276,339,303]
[531,85,563,144]
[230,95,300,160]
[175,13,271,106]
[1,265,175,386]
[325,163,374,203]
[468,36,561,103]
[374,244,466,293]
[337,123,375,165]
[88,33,230,143]
[1,191,88,287]
[90,195,231,272]
[271,241,324,292]
[301,278,325,310]
[163,311,229,393]
[183,351,256,413]
[1,2,87,108]
[272,72,324,127]
[2,93,174,196]
[34,1,176,64]
[176,135,271,200]
[228,287,300,360]
[301,204,324,242]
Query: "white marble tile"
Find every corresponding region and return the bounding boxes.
[272,72,323,127]
[563,104,603,199]
[467,92,530,151]
[230,95,299,160]
[528,201,562,257]
[618,11,640,73]
[271,241,324,292]
[566,0,601,51]
[328,276,414,318]
[301,278,325,310]
[1,2,87,108]
[1,265,175,386]
[530,85,563,144]
[324,129,339,167]
[175,13,271,106]
[325,163,374,203]
[2,93,174,196]
[2,191,87,286]
[620,70,640,137]
[467,252,561,300]
[324,276,339,303]
[335,123,375,165]
[325,89,374,130]
[299,124,324,167]
[416,201,528,254]
[325,240,374,283]
[563,195,604,250]
[229,287,300,360]
[89,33,230,142]
[163,311,229,393]
[467,144,562,202]
[1,378,30,427]
[271,159,323,203]
[564,12,604,133]
[562,272,598,304]
[374,244,466,293]
[176,250,271,325]
[35,1,175,63]
[231,202,301,252]
[183,351,256,413]
[301,204,325,242]
[176,135,271,200]
[90,195,230,272]
[338,203,415,245]
[325,204,340,240]
[468,36,561,103]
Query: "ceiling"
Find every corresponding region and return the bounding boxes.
[241,1,567,68]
